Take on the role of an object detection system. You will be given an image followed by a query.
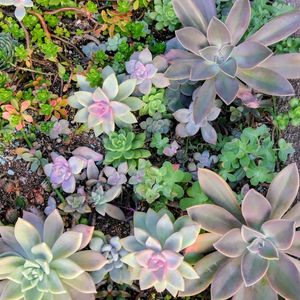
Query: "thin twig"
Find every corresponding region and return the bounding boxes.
[18,20,33,68]
[28,10,52,40]
[51,34,85,58]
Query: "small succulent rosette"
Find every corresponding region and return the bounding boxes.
[68,66,144,136]
[126,48,170,95]
[89,231,131,285]
[121,208,200,297]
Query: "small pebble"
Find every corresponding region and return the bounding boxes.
[7,169,14,176]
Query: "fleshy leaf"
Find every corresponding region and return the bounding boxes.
[211,257,243,299]
[225,0,251,45]
[179,252,227,297]
[267,253,300,299]
[241,251,269,287]
[215,72,239,104]
[237,67,294,96]
[261,219,295,250]
[267,163,299,219]
[176,27,208,55]
[192,79,216,124]
[231,41,272,69]
[213,228,247,258]
[207,17,231,48]
[197,168,243,221]
[247,12,300,46]
[241,189,272,229]
[259,54,300,79]
[187,204,242,235]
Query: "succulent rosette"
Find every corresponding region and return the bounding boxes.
[173,102,220,144]
[0,210,107,300]
[126,48,170,95]
[44,153,85,193]
[121,209,200,297]
[182,163,300,299]
[165,0,300,123]
[68,67,144,136]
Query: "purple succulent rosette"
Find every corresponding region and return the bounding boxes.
[165,0,300,124]
[182,164,300,299]
[126,48,170,95]
[44,153,85,193]
[173,103,220,144]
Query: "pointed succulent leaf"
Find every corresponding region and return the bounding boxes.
[241,189,272,229]
[211,257,243,300]
[285,232,300,257]
[267,163,299,219]
[241,251,269,287]
[231,41,272,69]
[115,79,136,101]
[247,12,300,46]
[259,54,300,79]
[192,78,216,124]
[215,72,239,104]
[247,238,279,260]
[187,204,242,235]
[233,279,278,300]
[165,62,192,80]
[261,219,295,250]
[267,253,300,299]
[225,0,251,45]
[179,252,227,297]
[284,202,300,227]
[213,228,247,258]
[190,60,219,81]
[173,0,216,34]
[197,168,243,221]
[207,17,231,48]
[237,67,294,96]
[184,233,220,263]
[176,27,208,55]
[219,58,237,78]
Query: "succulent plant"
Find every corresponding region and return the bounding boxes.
[89,231,131,285]
[163,141,180,157]
[21,149,49,172]
[192,151,218,169]
[68,67,143,136]
[103,129,151,168]
[125,48,169,95]
[90,185,125,220]
[121,208,200,296]
[174,102,220,144]
[106,33,127,52]
[0,33,16,70]
[140,112,171,135]
[72,147,103,180]
[147,0,180,31]
[182,163,300,299]
[133,161,192,204]
[0,0,33,21]
[44,153,85,193]
[140,87,167,116]
[103,162,128,186]
[49,119,71,139]
[59,192,91,221]
[166,0,300,123]
[0,210,107,299]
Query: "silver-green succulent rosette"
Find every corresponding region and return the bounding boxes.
[89,231,131,285]
[0,210,107,300]
[121,209,200,297]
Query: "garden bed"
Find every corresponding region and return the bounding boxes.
[0,0,300,299]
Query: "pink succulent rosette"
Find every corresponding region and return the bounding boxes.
[68,67,144,136]
[182,163,300,299]
[121,209,200,297]
[126,48,170,95]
